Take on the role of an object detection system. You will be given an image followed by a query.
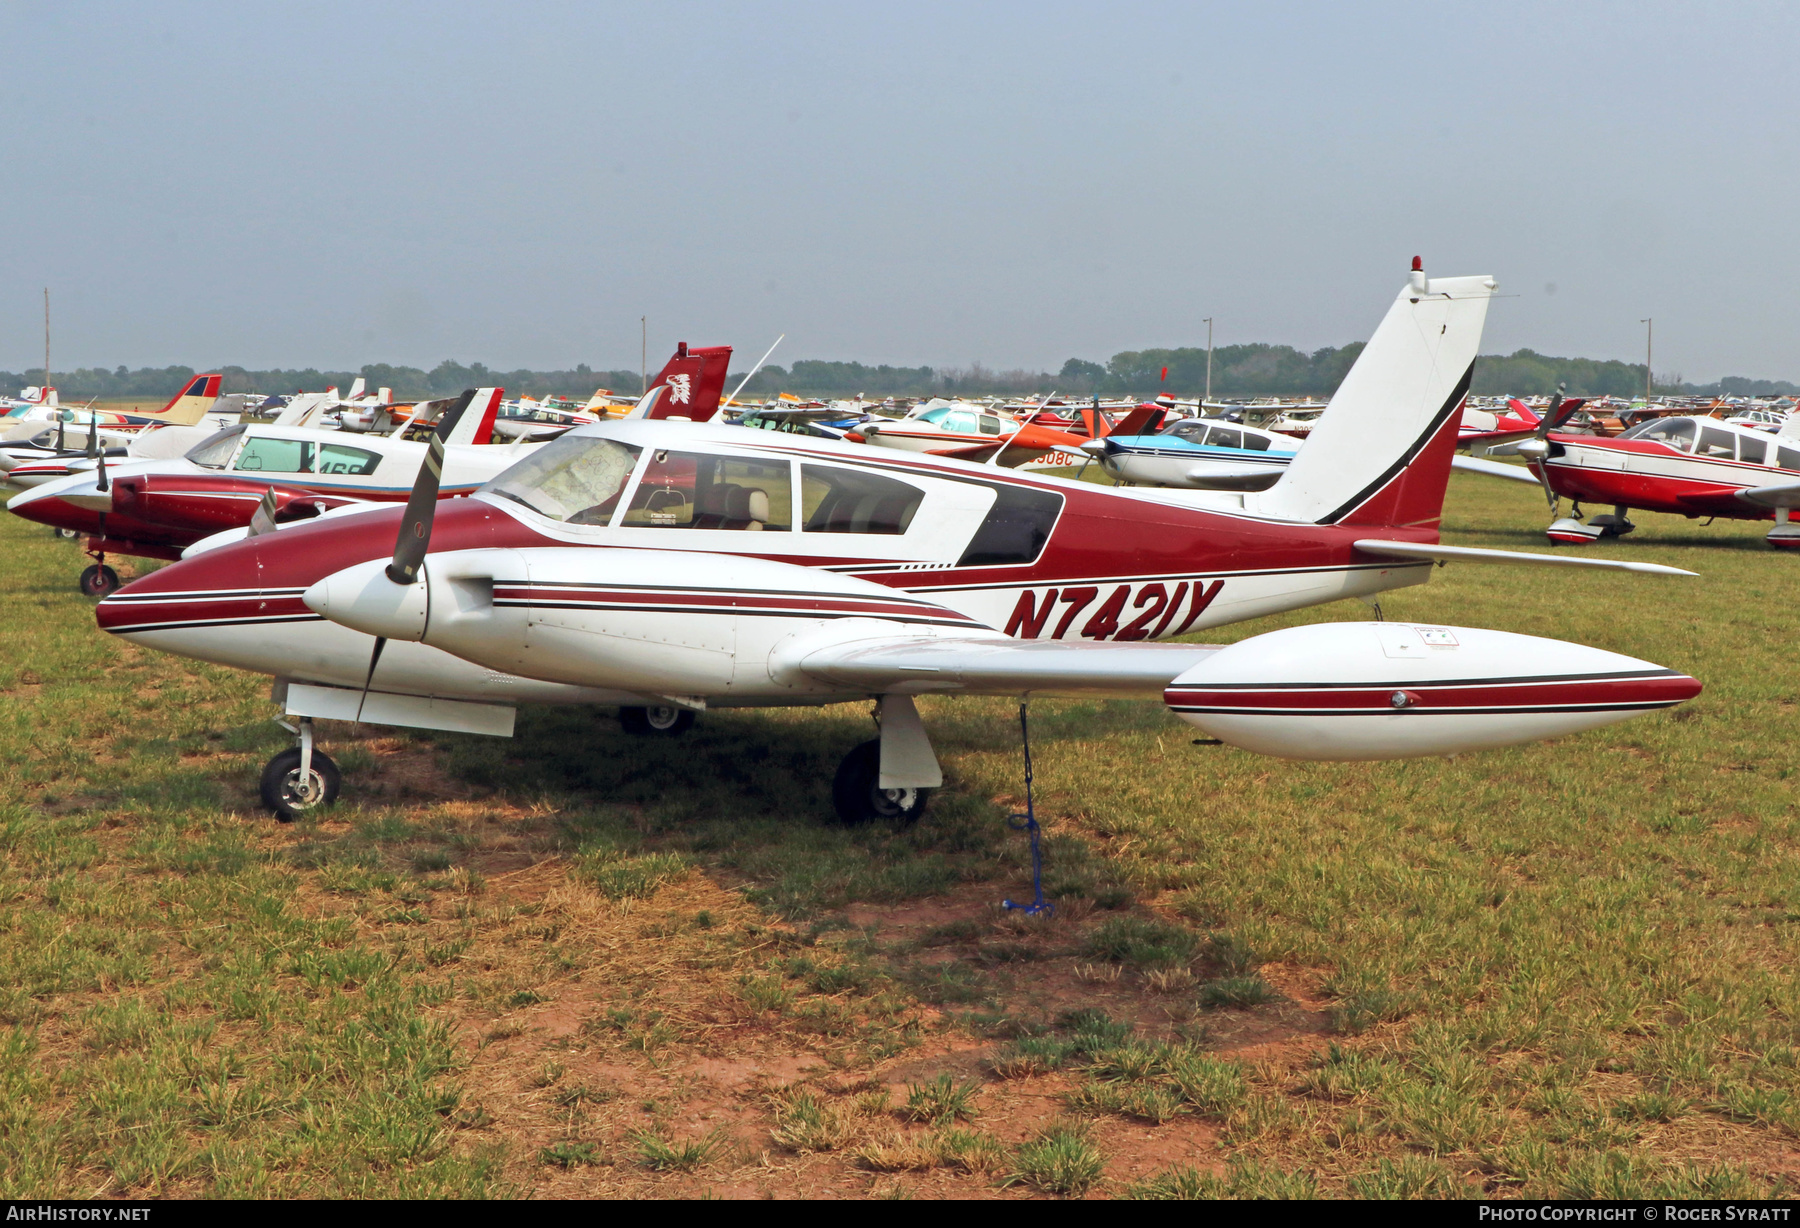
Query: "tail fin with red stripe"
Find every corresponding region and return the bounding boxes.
[1249,263,1494,531]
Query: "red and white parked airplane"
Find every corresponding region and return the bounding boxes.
[95,265,1699,822]
[1514,405,1800,548]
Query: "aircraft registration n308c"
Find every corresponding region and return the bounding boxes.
[94,265,1702,824]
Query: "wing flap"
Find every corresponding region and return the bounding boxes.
[799,636,1223,698]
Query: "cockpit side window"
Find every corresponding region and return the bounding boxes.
[622,452,793,531]
[1208,427,1244,450]
[234,436,312,473]
[185,425,246,469]
[1625,418,1696,452]
[479,435,642,524]
[800,465,923,534]
[1166,421,1207,443]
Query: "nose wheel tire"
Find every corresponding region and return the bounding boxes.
[78,564,121,597]
[259,747,341,822]
[619,705,695,736]
[831,738,931,826]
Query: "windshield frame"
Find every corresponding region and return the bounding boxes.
[183,424,248,469]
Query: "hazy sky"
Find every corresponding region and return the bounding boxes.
[3,1,1794,380]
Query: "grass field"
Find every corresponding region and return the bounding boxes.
[0,473,1794,1199]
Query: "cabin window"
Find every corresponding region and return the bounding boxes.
[979,414,1005,435]
[1625,418,1695,452]
[234,436,312,473]
[1696,426,1737,459]
[1208,428,1244,449]
[316,442,382,476]
[480,435,642,524]
[622,452,792,531]
[185,426,246,469]
[1239,431,1272,451]
[1166,421,1207,443]
[1739,436,1768,465]
[1780,446,1800,472]
[800,464,923,535]
[956,483,1063,566]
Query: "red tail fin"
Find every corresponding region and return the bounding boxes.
[1102,403,1168,439]
[644,343,733,420]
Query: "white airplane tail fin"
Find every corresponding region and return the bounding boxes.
[1251,262,1494,528]
[442,388,502,446]
[346,377,366,402]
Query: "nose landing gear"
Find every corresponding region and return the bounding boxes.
[260,717,340,821]
[78,563,121,597]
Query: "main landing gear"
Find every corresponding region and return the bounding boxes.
[833,739,931,825]
[619,704,696,736]
[260,717,340,822]
[832,695,939,825]
[1546,503,1634,546]
[1768,507,1800,550]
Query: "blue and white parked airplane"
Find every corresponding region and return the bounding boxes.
[1085,409,1539,492]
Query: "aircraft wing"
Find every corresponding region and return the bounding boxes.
[798,636,1223,698]
[1735,481,1800,509]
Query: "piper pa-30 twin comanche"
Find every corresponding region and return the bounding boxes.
[96,265,1701,825]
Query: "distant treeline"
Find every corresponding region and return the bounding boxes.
[8,348,1796,402]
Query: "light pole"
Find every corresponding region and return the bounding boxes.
[641,316,647,395]
[1204,317,1214,407]
[1640,317,1653,400]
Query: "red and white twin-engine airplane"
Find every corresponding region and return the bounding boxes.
[96,266,1701,822]
[1511,399,1800,548]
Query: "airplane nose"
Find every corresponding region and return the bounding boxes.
[1079,438,1108,457]
[303,559,430,641]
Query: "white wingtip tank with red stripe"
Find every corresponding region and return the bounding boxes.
[1164,621,1701,760]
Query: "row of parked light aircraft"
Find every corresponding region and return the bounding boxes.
[28,261,1706,827]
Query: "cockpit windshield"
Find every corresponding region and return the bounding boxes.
[1618,417,1696,452]
[185,425,247,469]
[478,435,643,525]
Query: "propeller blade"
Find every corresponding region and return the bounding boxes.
[385,388,476,586]
[353,635,388,723]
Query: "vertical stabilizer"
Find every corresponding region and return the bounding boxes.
[1251,266,1494,527]
[442,388,502,446]
[644,343,733,420]
[131,373,223,425]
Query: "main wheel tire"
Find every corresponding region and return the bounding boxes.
[55,527,79,540]
[258,747,341,822]
[619,705,695,736]
[831,738,931,826]
[78,564,121,597]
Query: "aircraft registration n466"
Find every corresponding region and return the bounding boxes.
[95,265,1702,823]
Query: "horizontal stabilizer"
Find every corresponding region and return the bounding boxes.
[800,636,1222,698]
[1353,539,1696,576]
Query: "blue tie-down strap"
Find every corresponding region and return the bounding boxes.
[1003,702,1053,917]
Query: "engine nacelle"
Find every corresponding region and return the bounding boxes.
[1165,621,1699,760]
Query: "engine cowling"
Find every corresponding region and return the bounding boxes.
[1164,621,1699,760]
